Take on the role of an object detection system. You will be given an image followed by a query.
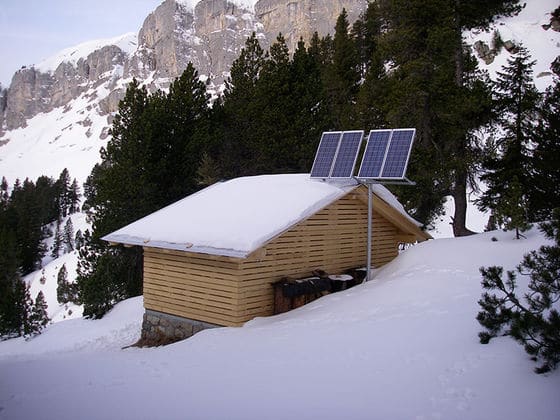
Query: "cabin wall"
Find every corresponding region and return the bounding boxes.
[237,193,400,321]
[142,247,246,327]
[142,193,405,328]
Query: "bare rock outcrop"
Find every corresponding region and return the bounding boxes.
[254,0,366,51]
[3,67,55,130]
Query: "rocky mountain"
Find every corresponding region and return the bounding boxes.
[0,0,365,136]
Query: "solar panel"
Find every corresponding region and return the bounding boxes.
[357,130,392,179]
[310,132,342,178]
[330,130,364,178]
[380,129,415,179]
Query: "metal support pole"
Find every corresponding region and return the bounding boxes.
[366,183,373,282]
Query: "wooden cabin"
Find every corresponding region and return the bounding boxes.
[103,174,430,337]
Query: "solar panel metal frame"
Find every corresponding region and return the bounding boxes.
[357,129,393,180]
[379,128,415,180]
[310,131,343,179]
[357,128,416,181]
[329,130,364,179]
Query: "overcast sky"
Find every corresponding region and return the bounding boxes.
[0,0,163,87]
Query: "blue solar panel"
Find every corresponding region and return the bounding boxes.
[310,132,342,178]
[381,129,415,179]
[330,130,364,178]
[357,130,392,179]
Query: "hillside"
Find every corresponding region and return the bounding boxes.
[1,227,559,419]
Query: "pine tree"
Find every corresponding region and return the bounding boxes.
[528,78,560,220]
[354,2,387,130]
[477,210,560,373]
[29,291,49,336]
[0,228,22,337]
[56,168,71,218]
[69,178,80,214]
[15,279,34,337]
[0,176,8,209]
[51,218,62,258]
[221,33,266,177]
[323,8,361,129]
[372,0,520,232]
[63,218,74,253]
[11,178,47,273]
[57,263,70,304]
[74,229,84,250]
[478,47,541,238]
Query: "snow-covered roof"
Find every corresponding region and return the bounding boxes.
[102,173,423,258]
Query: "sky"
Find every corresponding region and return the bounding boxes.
[0,0,164,87]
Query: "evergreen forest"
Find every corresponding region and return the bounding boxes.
[0,169,80,337]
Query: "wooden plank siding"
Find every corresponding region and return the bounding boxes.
[237,193,399,320]
[142,190,410,327]
[143,247,246,326]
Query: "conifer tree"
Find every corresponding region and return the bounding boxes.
[221,33,266,177]
[74,229,84,250]
[14,279,34,336]
[57,263,70,304]
[323,9,361,129]
[56,168,71,217]
[29,291,49,335]
[69,178,80,213]
[0,228,22,337]
[11,178,47,273]
[51,218,62,258]
[63,218,74,253]
[372,0,520,232]
[478,47,541,238]
[528,78,560,220]
[354,2,387,130]
[0,176,8,209]
[477,210,560,373]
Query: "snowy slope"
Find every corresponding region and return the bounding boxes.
[35,33,138,74]
[467,0,560,92]
[0,227,558,420]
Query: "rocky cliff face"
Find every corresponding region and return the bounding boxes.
[255,0,365,51]
[0,0,364,135]
[2,44,128,132]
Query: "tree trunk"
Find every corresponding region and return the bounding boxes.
[452,170,476,237]
[451,1,474,237]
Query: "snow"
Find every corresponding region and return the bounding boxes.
[25,212,91,322]
[1,227,559,419]
[103,174,420,258]
[0,77,119,186]
[467,0,560,92]
[35,33,138,74]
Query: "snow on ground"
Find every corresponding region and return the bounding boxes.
[23,212,91,322]
[0,78,121,186]
[468,0,560,92]
[1,227,559,420]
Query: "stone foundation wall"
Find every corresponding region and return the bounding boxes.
[141,309,219,342]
